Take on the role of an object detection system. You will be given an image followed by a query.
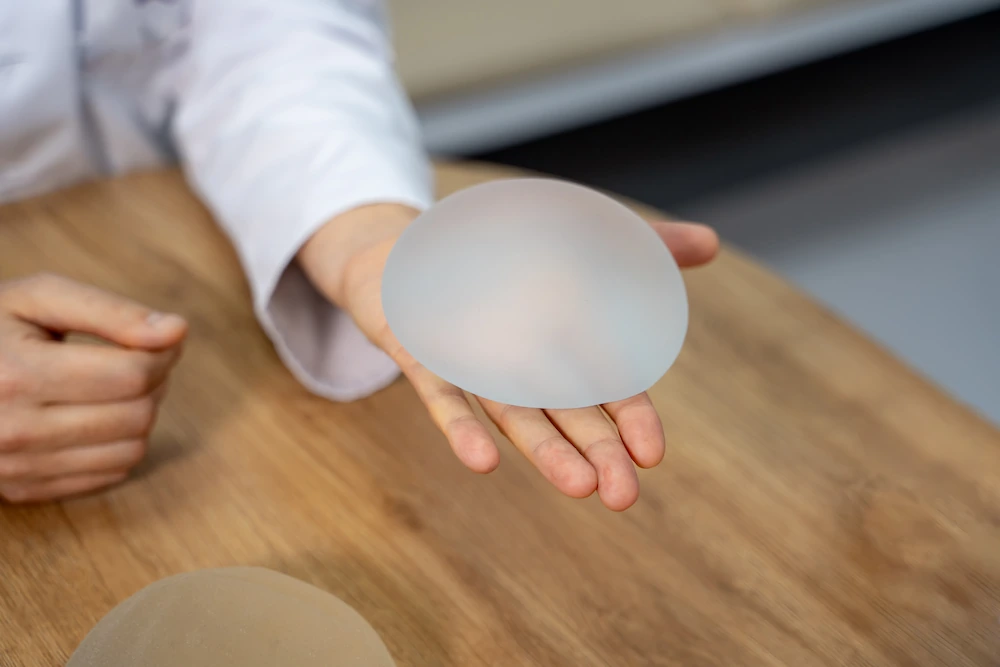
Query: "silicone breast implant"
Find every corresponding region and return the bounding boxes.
[381,178,688,409]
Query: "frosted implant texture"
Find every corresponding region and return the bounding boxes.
[382,178,688,409]
[66,568,397,667]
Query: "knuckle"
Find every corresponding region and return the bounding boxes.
[0,272,69,317]
[0,455,31,481]
[532,434,568,458]
[0,483,34,504]
[118,364,157,397]
[0,421,34,453]
[19,272,62,297]
[583,437,624,458]
[122,439,149,467]
[129,398,158,435]
[496,403,521,428]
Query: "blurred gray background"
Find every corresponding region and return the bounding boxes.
[389,0,1000,424]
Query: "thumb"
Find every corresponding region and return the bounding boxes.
[1,273,187,350]
[650,221,720,268]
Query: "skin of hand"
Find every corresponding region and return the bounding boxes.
[299,203,719,511]
[0,274,187,503]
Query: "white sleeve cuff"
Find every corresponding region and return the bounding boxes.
[249,155,433,401]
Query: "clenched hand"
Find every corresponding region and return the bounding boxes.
[0,274,187,503]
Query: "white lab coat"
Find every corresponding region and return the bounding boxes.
[0,0,434,401]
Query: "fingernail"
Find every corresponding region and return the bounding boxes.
[146,312,185,329]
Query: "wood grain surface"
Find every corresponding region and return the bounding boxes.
[1,163,999,666]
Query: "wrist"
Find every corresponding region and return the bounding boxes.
[297,203,419,308]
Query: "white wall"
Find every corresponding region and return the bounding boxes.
[417,0,1000,155]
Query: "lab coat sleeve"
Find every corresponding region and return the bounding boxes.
[169,0,434,401]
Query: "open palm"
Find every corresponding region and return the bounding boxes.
[338,221,718,511]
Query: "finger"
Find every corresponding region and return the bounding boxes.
[0,273,187,350]
[398,353,499,473]
[0,439,146,482]
[27,343,181,404]
[651,222,720,268]
[478,398,597,499]
[603,393,666,469]
[0,471,128,504]
[0,397,155,453]
[545,407,640,511]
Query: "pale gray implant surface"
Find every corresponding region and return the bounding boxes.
[381,178,688,409]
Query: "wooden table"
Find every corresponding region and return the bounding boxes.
[1,163,999,666]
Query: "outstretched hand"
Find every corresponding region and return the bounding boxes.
[302,205,718,511]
